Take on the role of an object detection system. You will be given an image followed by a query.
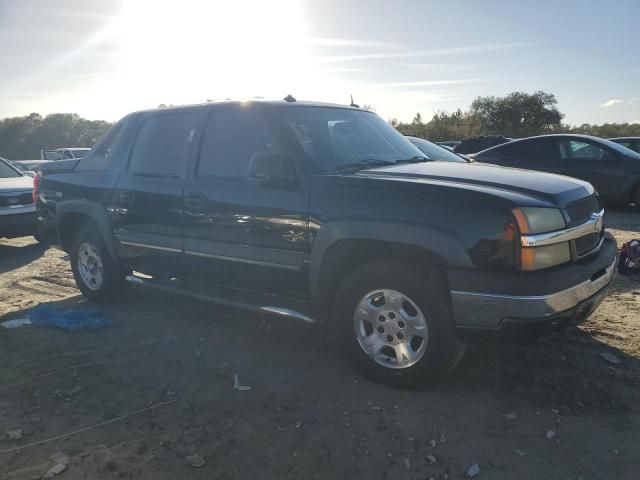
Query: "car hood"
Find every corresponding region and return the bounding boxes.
[355,161,594,207]
[0,175,33,193]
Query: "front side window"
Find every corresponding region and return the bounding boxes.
[129,111,199,176]
[198,106,280,178]
[279,107,422,171]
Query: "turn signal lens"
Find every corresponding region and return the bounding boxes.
[521,242,571,271]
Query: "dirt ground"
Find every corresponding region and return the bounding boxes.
[0,211,639,480]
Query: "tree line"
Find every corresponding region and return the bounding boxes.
[0,113,112,160]
[390,91,640,140]
[1,92,638,159]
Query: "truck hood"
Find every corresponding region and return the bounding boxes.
[0,175,33,193]
[356,161,594,207]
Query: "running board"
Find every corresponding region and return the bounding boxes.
[125,274,316,324]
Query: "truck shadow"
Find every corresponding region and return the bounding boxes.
[0,238,47,275]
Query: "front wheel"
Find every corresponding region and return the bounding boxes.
[70,227,125,302]
[334,261,465,389]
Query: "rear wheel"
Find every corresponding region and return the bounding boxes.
[70,226,125,302]
[334,261,465,389]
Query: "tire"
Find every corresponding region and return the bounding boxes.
[334,260,465,389]
[70,225,125,302]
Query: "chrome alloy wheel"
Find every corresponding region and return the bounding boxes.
[353,289,428,369]
[77,242,104,291]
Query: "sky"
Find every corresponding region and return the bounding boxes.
[0,0,638,124]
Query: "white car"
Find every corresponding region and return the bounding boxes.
[0,157,41,241]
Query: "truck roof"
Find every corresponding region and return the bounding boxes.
[129,99,364,116]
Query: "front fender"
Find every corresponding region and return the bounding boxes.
[309,220,472,302]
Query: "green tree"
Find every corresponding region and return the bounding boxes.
[469,91,564,137]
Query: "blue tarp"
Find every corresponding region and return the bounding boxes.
[27,305,109,331]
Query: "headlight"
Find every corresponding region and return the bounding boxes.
[512,207,570,271]
[512,207,566,234]
[520,242,571,271]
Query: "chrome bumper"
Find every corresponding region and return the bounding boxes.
[450,256,616,329]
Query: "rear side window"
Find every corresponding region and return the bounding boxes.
[198,107,280,178]
[498,138,560,160]
[76,121,124,171]
[129,112,199,176]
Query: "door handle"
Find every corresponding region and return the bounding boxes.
[184,193,206,211]
[119,191,135,204]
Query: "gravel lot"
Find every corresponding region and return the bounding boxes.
[0,210,639,479]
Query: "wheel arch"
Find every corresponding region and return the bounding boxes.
[309,221,471,305]
[56,201,119,261]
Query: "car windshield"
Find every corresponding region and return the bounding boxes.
[0,158,21,178]
[597,138,640,159]
[279,107,424,171]
[70,149,89,158]
[407,137,467,163]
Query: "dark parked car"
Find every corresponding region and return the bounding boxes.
[609,137,640,154]
[37,101,616,388]
[453,135,511,154]
[472,134,640,207]
[405,136,467,162]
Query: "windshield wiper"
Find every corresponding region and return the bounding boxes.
[394,155,429,164]
[333,159,396,173]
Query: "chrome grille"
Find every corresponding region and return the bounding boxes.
[566,195,600,226]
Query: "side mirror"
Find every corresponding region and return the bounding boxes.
[248,152,295,188]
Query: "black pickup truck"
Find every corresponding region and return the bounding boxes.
[37,100,617,388]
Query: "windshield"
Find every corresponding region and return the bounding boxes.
[598,138,640,159]
[407,136,467,163]
[70,149,89,158]
[0,158,22,178]
[279,107,424,171]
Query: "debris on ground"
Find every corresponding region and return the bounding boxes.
[186,454,206,468]
[430,439,437,448]
[44,463,66,478]
[6,428,22,440]
[467,463,481,477]
[503,412,518,420]
[599,352,622,365]
[27,305,109,331]
[66,386,82,397]
[512,449,526,457]
[1,318,31,329]
[426,454,437,465]
[233,374,252,391]
[50,452,70,466]
[403,458,411,470]
[546,430,556,439]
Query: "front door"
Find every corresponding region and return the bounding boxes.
[112,108,203,274]
[558,138,623,200]
[182,104,309,300]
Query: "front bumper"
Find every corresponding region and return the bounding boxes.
[450,233,617,341]
[0,205,37,238]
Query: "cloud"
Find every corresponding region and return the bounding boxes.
[307,38,401,49]
[370,79,484,88]
[600,99,622,107]
[317,42,531,63]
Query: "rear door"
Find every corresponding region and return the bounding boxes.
[112,108,204,273]
[558,138,624,199]
[480,138,563,173]
[182,104,309,299]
